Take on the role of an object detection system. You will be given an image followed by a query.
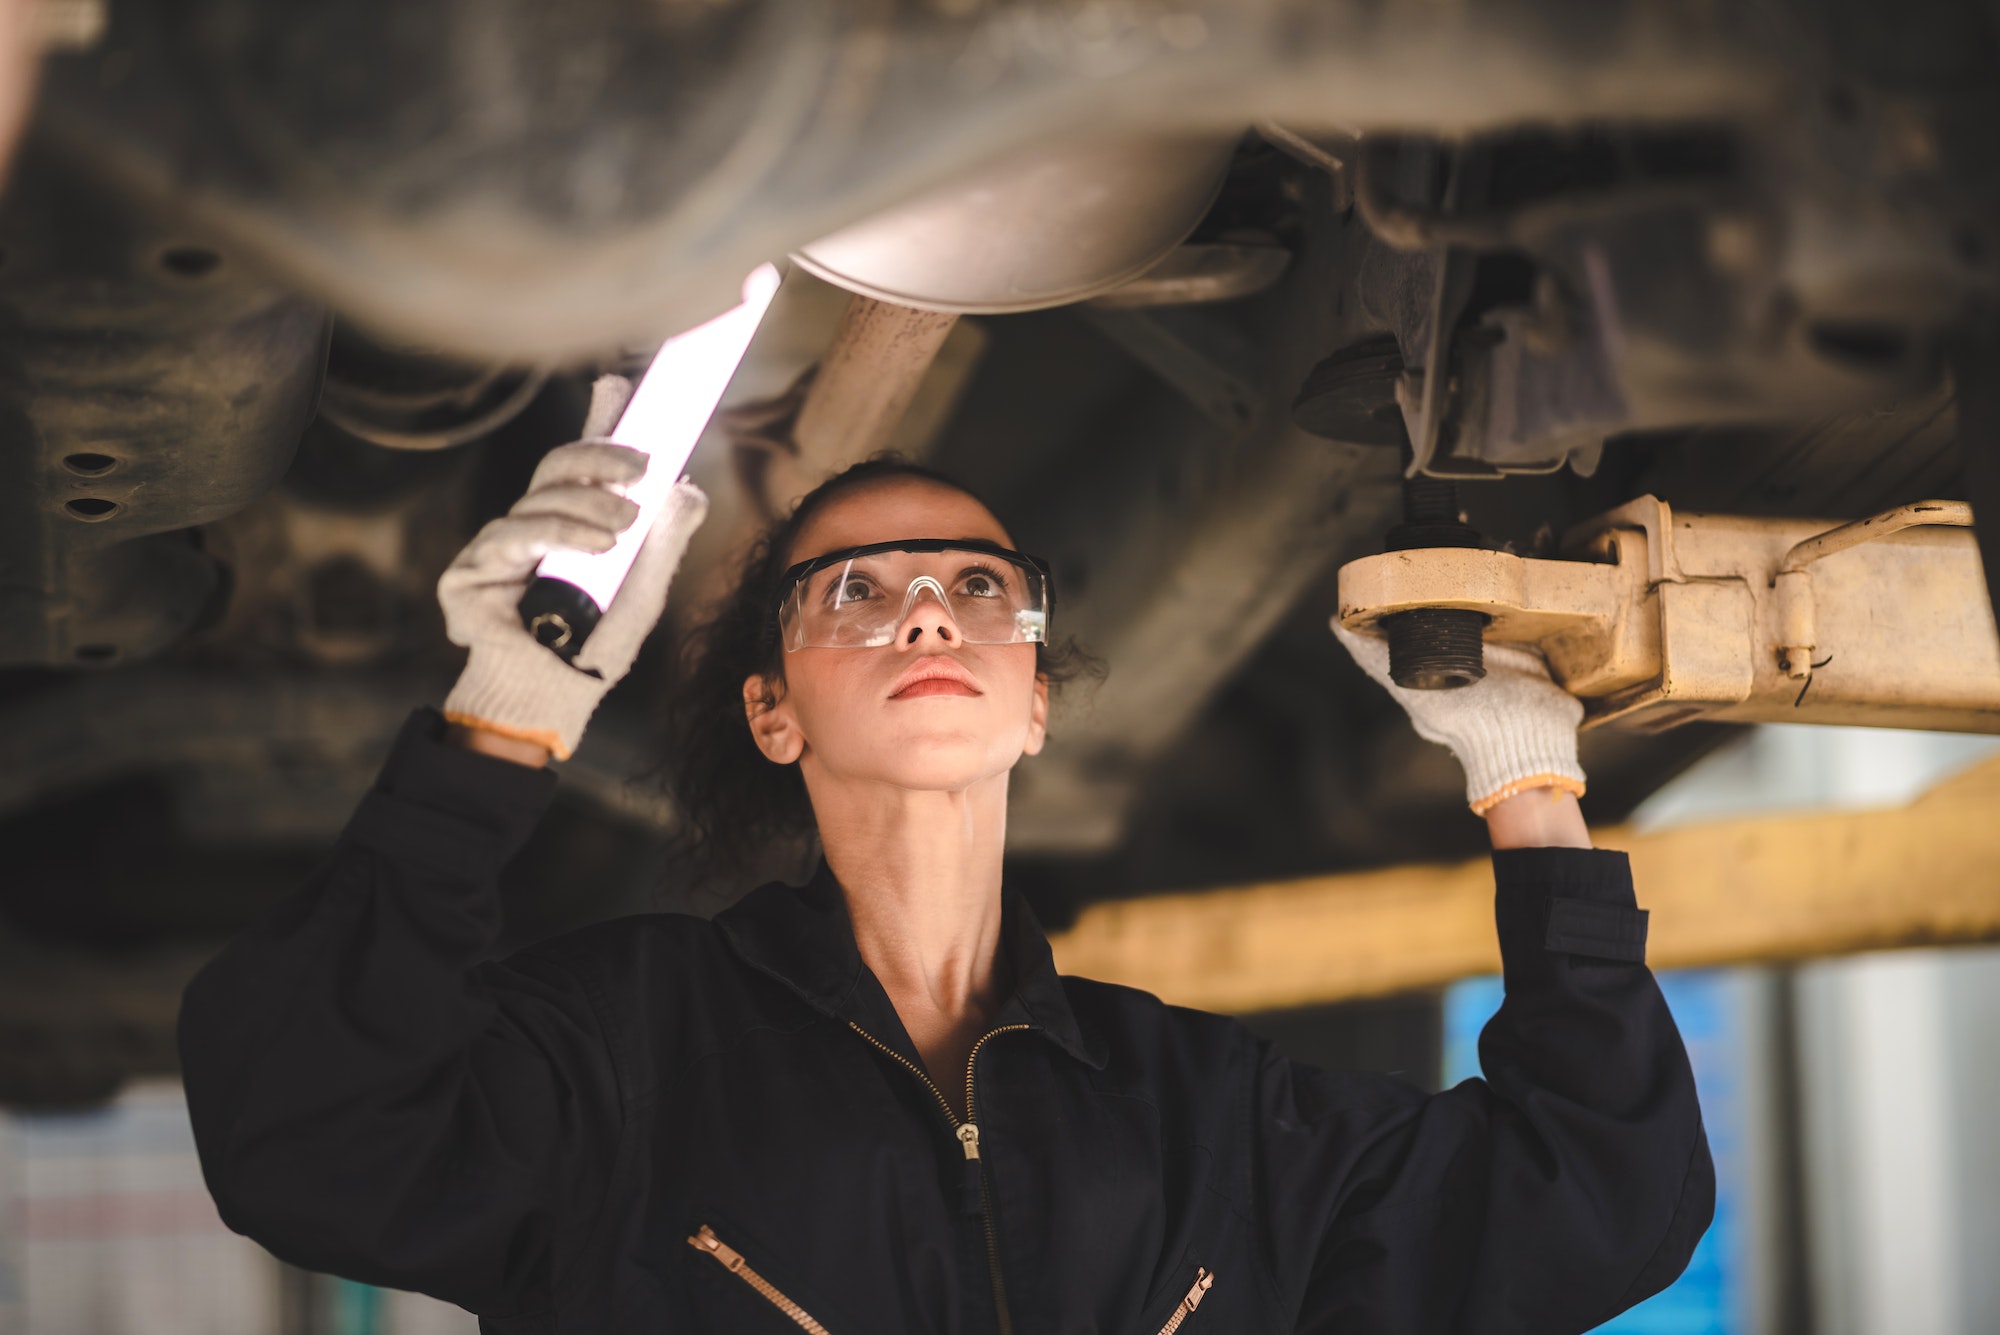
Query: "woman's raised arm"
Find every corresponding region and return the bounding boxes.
[180,376,708,1320]
[1250,626,1713,1328]
[1254,841,1711,1330]
[179,712,622,1319]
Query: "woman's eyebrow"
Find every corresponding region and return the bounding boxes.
[798,537,1012,564]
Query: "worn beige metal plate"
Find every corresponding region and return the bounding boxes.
[1335,545,1628,641]
[1335,496,2000,734]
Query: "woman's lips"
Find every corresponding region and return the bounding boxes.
[892,676,981,700]
[888,658,983,699]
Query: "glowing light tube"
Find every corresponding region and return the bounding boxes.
[519,263,781,660]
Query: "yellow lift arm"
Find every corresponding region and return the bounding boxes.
[1049,752,2000,1010]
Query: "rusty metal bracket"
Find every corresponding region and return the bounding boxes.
[1336,495,2000,733]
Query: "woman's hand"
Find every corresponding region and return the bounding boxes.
[1331,622,1590,848]
[437,375,708,765]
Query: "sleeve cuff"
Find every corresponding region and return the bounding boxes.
[1491,846,1634,901]
[366,707,559,858]
[1492,847,1648,964]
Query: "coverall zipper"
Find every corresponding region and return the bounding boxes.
[1153,1268,1215,1335]
[848,1019,1034,1335]
[686,1224,831,1334]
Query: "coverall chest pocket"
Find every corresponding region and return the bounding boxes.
[1124,1181,1238,1335]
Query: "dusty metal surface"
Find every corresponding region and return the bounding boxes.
[1288,111,1984,480]
[32,0,1778,361]
[995,170,1405,853]
[794,132,1238,314]
[1771,500,1974,677]
[1086,243,1291,311]
[1050,750,2000,1010]
[1338,497,2000,732]
[317,326,548,453]
[792,299,962,469]
[744,294,964,519]
[0,144,328,670]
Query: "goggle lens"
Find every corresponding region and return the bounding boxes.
[777,544,1050,651]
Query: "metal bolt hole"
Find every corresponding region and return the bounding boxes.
[62,452,118,476]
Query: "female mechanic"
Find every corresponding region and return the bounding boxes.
[180,376,1712,1334]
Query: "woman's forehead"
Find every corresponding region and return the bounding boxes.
[789,478,1013,564]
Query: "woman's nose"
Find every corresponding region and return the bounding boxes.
[895,578,960,647]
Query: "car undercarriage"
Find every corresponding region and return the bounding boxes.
[2,0,1996,1104]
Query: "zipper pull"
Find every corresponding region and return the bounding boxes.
[1183,1268,1214,1311]
[957,1124,985,1216]
[688,1225,742,1271]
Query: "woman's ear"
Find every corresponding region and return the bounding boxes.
[744,673,806,765]
[1023,673,1050,757]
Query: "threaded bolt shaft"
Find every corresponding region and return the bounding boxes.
[1380,476,1487,689]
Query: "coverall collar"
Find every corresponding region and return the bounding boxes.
[715,859,1110,1071]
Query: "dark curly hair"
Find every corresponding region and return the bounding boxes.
[660,457,1100,884]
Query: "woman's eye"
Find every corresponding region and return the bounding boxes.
[833,575,885,605]
[959,571,1004,599]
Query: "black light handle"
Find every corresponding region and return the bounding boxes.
[517,576,604,665]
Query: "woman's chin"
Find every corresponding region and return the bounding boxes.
[847,734,1025,792]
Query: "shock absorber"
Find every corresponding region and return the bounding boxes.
[1380,476,1489,689]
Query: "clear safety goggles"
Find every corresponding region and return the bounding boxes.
[773,539,1053,651]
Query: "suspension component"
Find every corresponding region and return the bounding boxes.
[1337,495,2000,733]
[1380,476,1490,690]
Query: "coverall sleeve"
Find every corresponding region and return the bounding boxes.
[1254,847,1714,1334]
[177,709,624,1324]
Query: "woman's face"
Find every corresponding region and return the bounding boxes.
[742,477,1049,794]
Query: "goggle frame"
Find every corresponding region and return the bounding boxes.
[770,538,1056,652]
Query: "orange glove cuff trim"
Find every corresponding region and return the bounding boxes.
[442,712,572,763]
[1469,773,1587,816]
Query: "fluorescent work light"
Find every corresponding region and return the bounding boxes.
[518,262,781,661]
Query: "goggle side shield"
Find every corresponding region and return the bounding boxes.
[774,540,1052,651]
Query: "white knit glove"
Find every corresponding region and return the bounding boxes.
[1332,621,1586,814]
[439,376,707,761]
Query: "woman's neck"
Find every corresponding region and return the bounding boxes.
[808,767,1013,1076]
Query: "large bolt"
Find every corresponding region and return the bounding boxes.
[1383,608,1487,689]
[1382,476,1488,689]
